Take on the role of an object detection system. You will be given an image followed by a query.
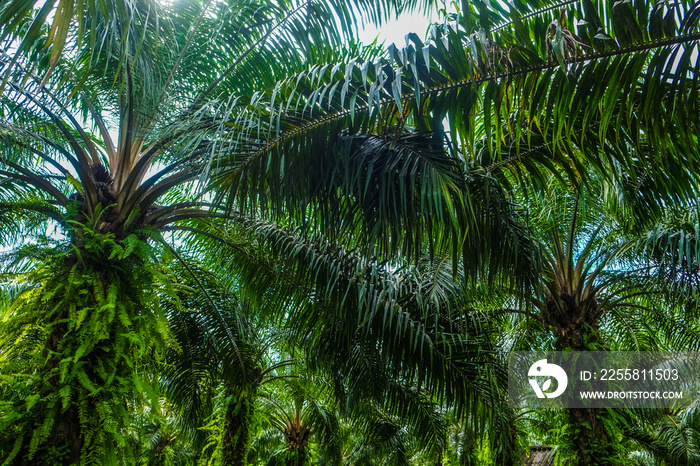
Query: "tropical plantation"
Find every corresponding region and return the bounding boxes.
[0,0,699,464]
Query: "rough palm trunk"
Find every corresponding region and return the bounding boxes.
[222,388,256,466]
[283,423,313,466]
[493,429,519,466]
[0,227,170,465]
[545,292,619,466]
[50,409,82,464]
[40,326,83,464]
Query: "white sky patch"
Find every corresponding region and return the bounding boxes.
[359,10,438,48]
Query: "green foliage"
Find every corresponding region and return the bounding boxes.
[0,225,172,465]
[197,385,256,466]
[251,374,340,466]
[544,409,629,466]
[2,0,700,464]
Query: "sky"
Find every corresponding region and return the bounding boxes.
[359,9,438,49]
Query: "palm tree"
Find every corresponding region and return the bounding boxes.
[0,0,458,463]
[479,175,700,464]
[626,404,700,466]
[161,262,271,466]
[158,247,486,466]
[2,0,699,464]
[250,376,341,466]
[177,216,504,462]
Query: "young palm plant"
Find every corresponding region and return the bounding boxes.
[626,403,700,466]
[251,375,341,466]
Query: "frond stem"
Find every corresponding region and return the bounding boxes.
[236,33,700,180]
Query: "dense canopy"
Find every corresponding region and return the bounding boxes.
[1,0,699,465]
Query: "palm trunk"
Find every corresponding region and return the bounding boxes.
[283,423,313,466]
[547,295,620,466]
[42,328,83,464]
[0,235,170,465]
[565,407,618,466]
[222,389,255,466]
[493,430,518,466]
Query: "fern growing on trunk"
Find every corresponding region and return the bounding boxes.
[0,221,172,465]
